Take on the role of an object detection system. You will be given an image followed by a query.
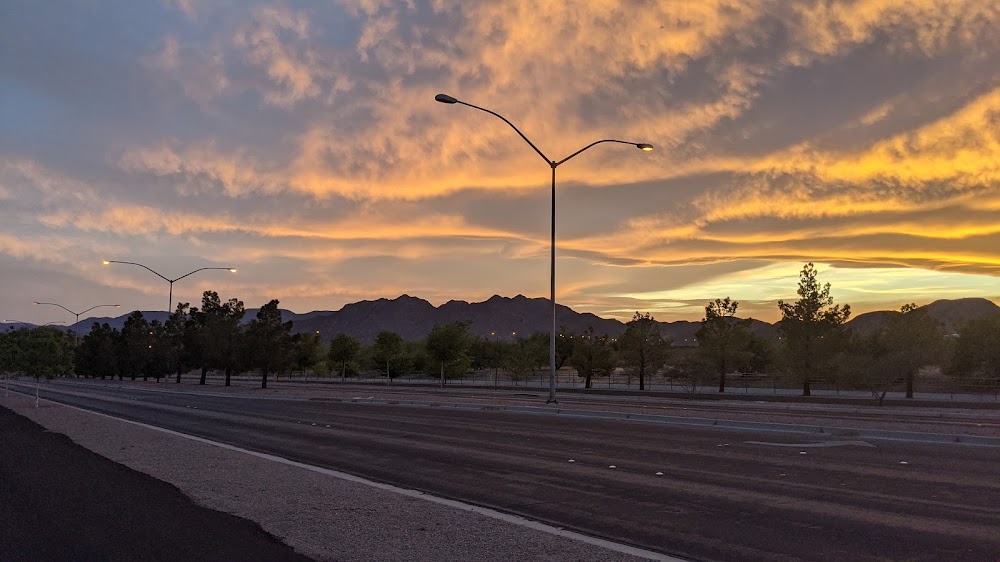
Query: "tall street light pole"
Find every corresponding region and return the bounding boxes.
[435,93,652,403]
[32,302,121,327]
[102,261,237,313]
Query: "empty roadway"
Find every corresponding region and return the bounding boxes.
[13,381,1000,561]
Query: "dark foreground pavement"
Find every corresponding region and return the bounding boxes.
[0,406,312,562]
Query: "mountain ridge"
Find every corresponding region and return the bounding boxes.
[7,295,996,345]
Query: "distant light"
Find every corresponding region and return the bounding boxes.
[32,301,39,305]
[637,143,654,152]
[435,93,458,104]
[102,260,110,265]
[228,268,237,273]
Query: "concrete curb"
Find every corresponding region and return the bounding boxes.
[326,397,1000,448]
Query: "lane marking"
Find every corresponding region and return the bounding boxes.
[744,440,875,448]
[21,393,685,562]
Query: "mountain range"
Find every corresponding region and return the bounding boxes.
[5,295,998,345]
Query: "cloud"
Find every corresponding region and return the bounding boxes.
[234,5,324,107]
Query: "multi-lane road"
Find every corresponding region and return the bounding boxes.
[13,381,1000,561]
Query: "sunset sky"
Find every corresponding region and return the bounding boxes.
[2,0,999,326]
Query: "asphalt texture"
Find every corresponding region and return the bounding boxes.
[0,406,312,562]
[11,381,1000,561]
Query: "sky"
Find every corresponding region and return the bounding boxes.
[2,0,999,326]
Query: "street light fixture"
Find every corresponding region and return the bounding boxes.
[435,93,652,403]
[32,302,121,326]
[102,260,237,313]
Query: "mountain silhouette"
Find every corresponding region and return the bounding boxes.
[6,296,997,344]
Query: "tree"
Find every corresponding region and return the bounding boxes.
[500,337,538,385]
[567,327,616,389]
[778,263,851,396]
[199,291,246,386]
[118,311,151,381]
[76,322,118,380]
[291,331,324,379]
[619,312,670,390]
[949,313,1000,391]
[145,320,172,382]
[370,331,408,381]
[245,300,293,389]
[695,297,755,393]
[328,333,361,381]
[425,322,472,387]
[165,303,191,384]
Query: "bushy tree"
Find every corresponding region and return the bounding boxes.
[778,263,851,396]
[426,322,472,387]
[245,300,293,389]
[19,327,76,380]
[567,327,616,389]
[949,313,1000,390]
[501,336,544,385]
[76,322,118,379]
[695,298,755,393]
[291,331,324,379]
[165,303,192,383]
[328,333,361,381]
[199,291,245,386]
[118,311,151,381]
[619,312,670,390]
[145,320,172,382]
[370,331,409,380]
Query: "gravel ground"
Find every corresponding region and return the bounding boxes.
[0,390,656,562]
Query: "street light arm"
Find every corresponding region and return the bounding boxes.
[106,260,171,283]
[78,304,121,316]
[452,99,551,166]
[171,267,236,283]
[554,139,650,167]
[33,302,78,316]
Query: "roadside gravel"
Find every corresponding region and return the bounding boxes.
[0,391,655,562]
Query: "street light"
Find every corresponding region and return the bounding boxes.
[435,93,652,403]
[102,260,237,313]
[32,302,121,326]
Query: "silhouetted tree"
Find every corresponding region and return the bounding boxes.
[426,322,472,387]
[696,298,755,393]
[165,303,191,383]
[328,333,361,381]
[619,312,670,390]
[291,331,324,379]
[778,263,851,396]
[949,313,1000,391]
[76,322,118,379]
[119,311,151,381]
[245,300,293,389]
[199,291,246,386]
[370,331,408,381]
[567,327,616,389]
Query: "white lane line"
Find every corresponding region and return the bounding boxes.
[744,440,875,448]
[40,397,685,562]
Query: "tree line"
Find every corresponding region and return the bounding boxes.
[2,264,999,401]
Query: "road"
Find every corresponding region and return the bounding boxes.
[16,381,1000,561]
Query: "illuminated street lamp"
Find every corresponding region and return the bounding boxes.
[102,260,237,313]
[435,93,652,403]
[32,302,121,327]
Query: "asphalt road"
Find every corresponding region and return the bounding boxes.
[16,382,1000,561]
[0,405,311,562]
